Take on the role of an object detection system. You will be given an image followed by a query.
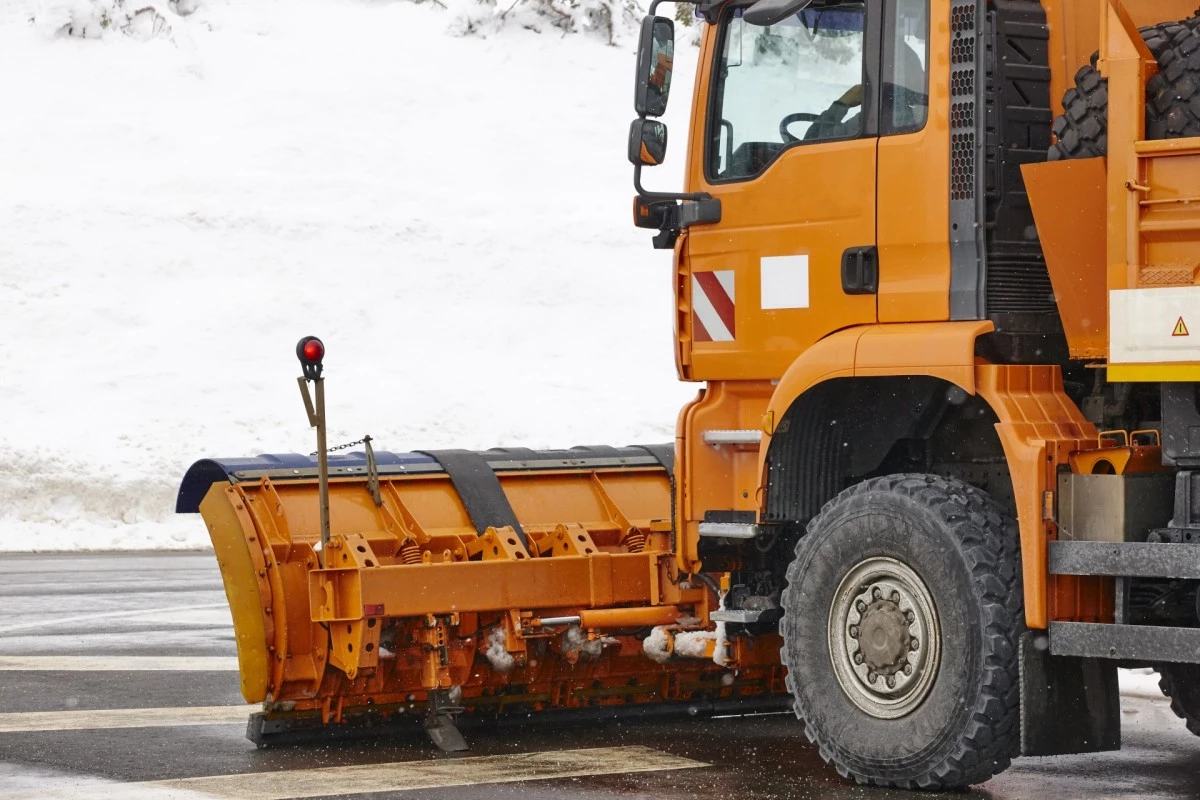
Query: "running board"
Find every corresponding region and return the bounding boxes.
[703,430,762,446]
[710,609,764,623]
[1048,541,1200,579]
[698,522,759,539]
[1049,621,1200,664]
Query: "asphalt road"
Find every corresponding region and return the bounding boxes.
[1,552,1198,799]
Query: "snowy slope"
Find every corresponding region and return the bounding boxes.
[0,0,700,550]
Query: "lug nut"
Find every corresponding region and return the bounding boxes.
[872,588,882,600]
[854,653,864,665]
[849,625,860,638]
[904,664,913,675]
[891,591,900,603]
[886,676,896,688]
[868,672,878,684]
[905,610,915,623]
[910,638,920,651]
[856,600,867,613]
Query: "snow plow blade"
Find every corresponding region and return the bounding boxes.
[178,445,787,741]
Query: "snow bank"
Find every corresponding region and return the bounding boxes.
[30,0,200,42]
[0,0,699,550]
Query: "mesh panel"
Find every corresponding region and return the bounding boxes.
[949,1,977,202]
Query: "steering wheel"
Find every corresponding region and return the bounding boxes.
[780,112,821,143]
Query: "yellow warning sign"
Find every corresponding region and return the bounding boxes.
[1174,317,1190,337]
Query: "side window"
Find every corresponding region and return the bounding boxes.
[707,4,867,183]
[883,0,929,135]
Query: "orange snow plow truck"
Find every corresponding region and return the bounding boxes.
[179,0,1200,789]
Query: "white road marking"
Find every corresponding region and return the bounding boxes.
[0,763,216,800]
[0,656,238,671]
[0,705,257,733]
[0,603,229,635]
[0,746,705,800]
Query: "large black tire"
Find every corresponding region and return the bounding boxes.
[1146,22,1200,139]
[1050,21,1200,160]
[1157,663,1200,736]
[1051,62,1109,159]
[780,474,1023,790]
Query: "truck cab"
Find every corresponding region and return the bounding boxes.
[630,0,1200,786]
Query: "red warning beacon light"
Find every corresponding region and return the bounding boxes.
[296,336,325,380]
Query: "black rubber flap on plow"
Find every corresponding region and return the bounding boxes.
[630,443,674,475]
[416,449,527,546]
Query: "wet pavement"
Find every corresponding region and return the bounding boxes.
[1,552,1198,799]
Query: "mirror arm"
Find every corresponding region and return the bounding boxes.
[634,163,711,203]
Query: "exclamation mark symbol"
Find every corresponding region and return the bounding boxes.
[1174,316,1190,337]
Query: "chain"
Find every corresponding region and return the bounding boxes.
[311,436,368,456]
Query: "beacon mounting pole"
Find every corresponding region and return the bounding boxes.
[296,336,331,567]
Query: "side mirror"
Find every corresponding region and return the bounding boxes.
[629,119,668,166]
[634,16,674,117]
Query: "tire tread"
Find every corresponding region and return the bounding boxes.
[1050,20,1200,161]
[779,474,1023,790]
[1157,664,1200,737]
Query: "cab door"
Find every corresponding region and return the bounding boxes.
[682,1,881,381]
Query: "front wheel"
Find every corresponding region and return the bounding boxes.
[780,474,1023,790]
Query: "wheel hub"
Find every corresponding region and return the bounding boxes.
[829,557,941,719]
[857,598,911,674]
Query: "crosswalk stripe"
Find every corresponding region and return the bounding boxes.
[0,656,238,671]
[0,603,229,634]
[3,746,707,800]
[0,705,256,733]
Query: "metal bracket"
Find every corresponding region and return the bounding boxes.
[423,689,468,752]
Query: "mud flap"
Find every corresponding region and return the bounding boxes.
[1019,631,1121,756]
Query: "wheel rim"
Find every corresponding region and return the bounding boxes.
[827,557,941,719]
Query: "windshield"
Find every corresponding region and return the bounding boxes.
[708,3,866,181]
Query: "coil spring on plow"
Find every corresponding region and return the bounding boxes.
[622,529,647,553]
[398,541,422,565]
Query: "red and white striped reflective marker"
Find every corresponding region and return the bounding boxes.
[692,270,735,342]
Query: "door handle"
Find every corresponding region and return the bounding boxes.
[841,246,878,295]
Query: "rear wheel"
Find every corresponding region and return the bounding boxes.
[1158,663,1200,736]
[1051,21,1200,160]
[780,474,1022,790]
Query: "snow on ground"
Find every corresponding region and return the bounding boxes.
[1122,667,1171,700]
[0,0,701,550]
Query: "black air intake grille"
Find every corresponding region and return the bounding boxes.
[949,1,978,203]
[951,2,976,31]
[985,258,1057,314]
[951,132,975,200]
